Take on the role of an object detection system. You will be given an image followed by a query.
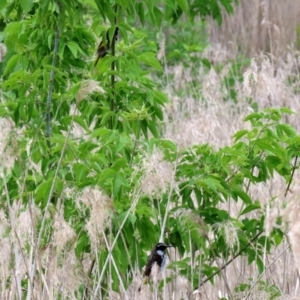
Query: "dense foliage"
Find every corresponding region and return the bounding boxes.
[0,0,297,299]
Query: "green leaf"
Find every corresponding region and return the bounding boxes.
[84,0,98,10]
[4,54,21,75]
[138,52,162,71]
[111,157,127,171]
[234,189,252,205]
[74,163,90,184]
[159,139,178,157]
[94,0,115,23]
[75,231,90,257]
[72,116,90,132]
[112,173,128,198]
[176,0,188,14]
[271,229,284,246]
[91,128,111,139]
[35,179,52,204]
[202,177,226,193]
[234,283,251,293]
[220,0,234,14]
[279,107,294,114]
[244,112,262,122]
[116,134,131,152]
[20,0,33,12]
[233,129,248,142]
[276,124,297,137]
[100,111,114,126]
[97,169,116,186]
[55,177,64,196]
[58,43,65,59]
[147,119,159,138]
[201,58,211,69]
[0,0,7,10]
[137,2,145,25]
[241,202,261,215]
[153,90,168,105]
[67,41,80,58]
[256,140,276,154]
[256,256,264,273]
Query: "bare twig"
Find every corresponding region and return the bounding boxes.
[197,230,264,288]
[285,156,298,197]
[244,244,290,299]
[101,229,128,299]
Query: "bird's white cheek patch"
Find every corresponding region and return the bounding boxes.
[157,250,164,256]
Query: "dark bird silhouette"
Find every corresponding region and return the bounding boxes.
[138,242,172,292]
[94,26,119,67]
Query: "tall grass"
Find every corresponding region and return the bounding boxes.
[208,0,300,57]
[2,1,300,299]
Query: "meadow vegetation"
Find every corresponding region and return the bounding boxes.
[1,0,300,299]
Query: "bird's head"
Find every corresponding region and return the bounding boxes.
[154,242,173,254]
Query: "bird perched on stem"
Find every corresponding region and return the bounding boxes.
[94,26,119,66]
[138,242,173,292]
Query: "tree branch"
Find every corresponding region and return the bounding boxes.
[197,230,263,288]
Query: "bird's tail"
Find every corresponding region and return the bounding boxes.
[138,277,149,292]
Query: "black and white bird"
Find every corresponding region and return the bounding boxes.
[138,242,173,292]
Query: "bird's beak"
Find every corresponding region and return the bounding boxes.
[167,245,173,248]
